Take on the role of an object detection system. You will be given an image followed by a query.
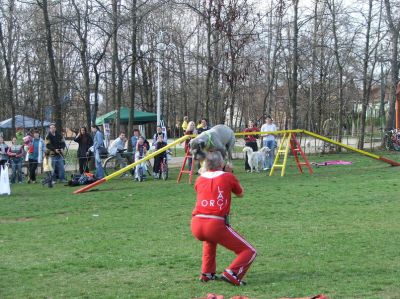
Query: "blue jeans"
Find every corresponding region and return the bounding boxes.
[10,158,23,183]
[51,155,65,181]
[187,157,193,171]
[95,150,104,178]
[263,139,276,169]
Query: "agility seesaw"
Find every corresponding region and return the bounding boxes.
[237,129,400,168]
[74,129,400,193]
[303,130,400,166]
[73,135,190,194]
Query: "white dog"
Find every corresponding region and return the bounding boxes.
[242,146,270,172]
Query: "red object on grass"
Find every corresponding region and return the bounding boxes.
[194,295,252,299]
[278,294,330,299]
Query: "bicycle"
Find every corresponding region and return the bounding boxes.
[134,153,150,182]
[383,129,400,151]
[103,149,132,177]
[158,156,168,180]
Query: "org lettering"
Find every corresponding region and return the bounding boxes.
[200,199,225,210]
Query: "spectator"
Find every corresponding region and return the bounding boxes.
[91,125,105,179]
[260,116,277,171]
[197,118,210,134]
[129,129,141,176]
[108,132,127,169]
[23,128,34,162]
[42,150,53,188]
[74,127,93,174]
[136,136,148,158]
[152,134,167,178]
[152,125,167,146]
[108,132,127,155]
[191,151,256,286]
[130,129,140,151]
[134,136,148,181]
[45,124,66,183]
[0,136,8,169]
[15,127,24,145]
[7,137,24,184]
[181,116,189,132]
[27,130,45,184]
[184,121,197,171]
[244,120,259,172]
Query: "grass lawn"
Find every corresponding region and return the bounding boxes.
[1,151,400,299]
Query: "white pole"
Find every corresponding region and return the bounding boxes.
[157,51,161,126]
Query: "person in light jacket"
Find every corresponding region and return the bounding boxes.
[91,125,105,179]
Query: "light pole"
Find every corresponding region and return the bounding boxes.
[156,33,167,126]
[141,32,168,127]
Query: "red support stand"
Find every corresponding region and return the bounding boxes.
[177,147,195,183]
[290,133,313,174]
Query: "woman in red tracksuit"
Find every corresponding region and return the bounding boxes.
[191,151,257,286]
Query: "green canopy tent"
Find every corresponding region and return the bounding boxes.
[96,107,157,125]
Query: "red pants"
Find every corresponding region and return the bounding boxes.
[191,217,257,279]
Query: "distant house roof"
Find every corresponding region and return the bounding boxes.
[96,107,157,125]
[0,115,51,129]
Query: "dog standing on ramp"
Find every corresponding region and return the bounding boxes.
[189,124,235,165]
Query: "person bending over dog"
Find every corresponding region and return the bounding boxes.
[191,151,257,286]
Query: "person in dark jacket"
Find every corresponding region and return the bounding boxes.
[74,127,93,174]
[45,123,66,183]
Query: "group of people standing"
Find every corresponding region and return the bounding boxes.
[74,125,105,179]
[0,124,66,185]
[74,125,170,181]
[73,124,112,180]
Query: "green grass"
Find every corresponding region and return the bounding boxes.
[1,151,400,298]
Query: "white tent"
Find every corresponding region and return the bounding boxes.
[0,115,51,129]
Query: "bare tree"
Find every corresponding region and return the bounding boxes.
[37,0,63,131]
[384,0,400,129]
[358,0,383,149]
[0,0,17,133]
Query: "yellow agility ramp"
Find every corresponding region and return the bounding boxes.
[74,135,190,194]
[236,129,400,176]
[74,128,400,193]
[303,130,400,166]
[269,132,291,176]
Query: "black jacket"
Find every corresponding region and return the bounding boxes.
[45,132,66,156]
[74,134,93,157]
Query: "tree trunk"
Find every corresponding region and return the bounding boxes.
[384,0,400,129]
[327,0,344,147]
[290,0,299,129]
[358,0,375,149]
[127,0,137,151]
[39,0,62,131]
[0,11,16,134]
